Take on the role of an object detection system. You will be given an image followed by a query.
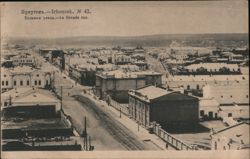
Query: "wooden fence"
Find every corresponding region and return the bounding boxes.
[152,122,194,150]
[108,97,129,116]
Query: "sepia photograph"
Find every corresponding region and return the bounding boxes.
[0,1,249,159]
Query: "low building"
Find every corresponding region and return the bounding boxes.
[1,66,54,91]
[182,63,240,75]
[1,88,61,113]
[199,98,220,120]
[218,104,249,120]
[202,82,249,105]
[128,86,199,127]
[167,75,248,93]
[211,122,250,150]
[95,70,162,103]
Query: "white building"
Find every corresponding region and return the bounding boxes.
[202,82,249,105]
[211,122,250,150]
[10,53,36,66]
[167,75,248,91]
[1,66,54,91]
[199,98,220,119]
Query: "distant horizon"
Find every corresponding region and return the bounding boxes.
[5,32,249,40]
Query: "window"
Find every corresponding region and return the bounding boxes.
[230,95,233,98]
[38,80,41,85]
[20,80,23,86]
[14,80,16,86]
[2,81,4,86]
[35,80,37,85]
[197,85,200,90]
[5,81,8,86]
[37,74,39,77]
[27,80,30,86]
[228,113,232,117]
[221,96,223,98]
[187,85,190,90]
[4,74,6,77]
[246,95,249,98]
[200,110,205,117]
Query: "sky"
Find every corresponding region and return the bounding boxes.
[1,1,248,38]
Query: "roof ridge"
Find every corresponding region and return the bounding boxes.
[212,122,249,135]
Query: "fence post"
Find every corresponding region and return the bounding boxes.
[158,125,162,136]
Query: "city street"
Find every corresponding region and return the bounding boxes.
[52,68,162,150]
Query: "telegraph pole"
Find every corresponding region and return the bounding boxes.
[60,85,63,111]
[120,108,121,118]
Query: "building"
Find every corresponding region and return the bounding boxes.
[39,49,65,70]
[202,82,249,105]
[95,70,162,103]
[10,53,36,66]
[1,66,54,91]
[1,58,14,68]
[1,88,61,113]
[211,122,250,150]
[69,64,116,86]
[202,82,249,120]
[182,63,241,75]
[199,98,220,120]
[167,75,248,93]
[218,104,249,120]
[113,54,132,65]
[128,86,199,127]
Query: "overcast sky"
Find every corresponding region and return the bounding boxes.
[1,1,248,38]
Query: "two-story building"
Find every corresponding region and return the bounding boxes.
[95,70,162,103]
[10,53,36,66]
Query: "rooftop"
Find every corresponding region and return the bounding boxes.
[2,118,69,130]
[185,63,239,70]
[168,75,249,82]
[131,85,168,100]
[97,70,161,79]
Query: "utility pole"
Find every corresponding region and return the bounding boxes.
[60,85,63,111]
[82,116,88,150]
[137,121,140,132]
[88,136,91,151]
[120,108,121,118]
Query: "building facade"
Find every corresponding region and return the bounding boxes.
[211,122,250,150]
[128,86,199,127]
[1,66,54,91]
[10,53,36,66]
[95,70,162,103]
